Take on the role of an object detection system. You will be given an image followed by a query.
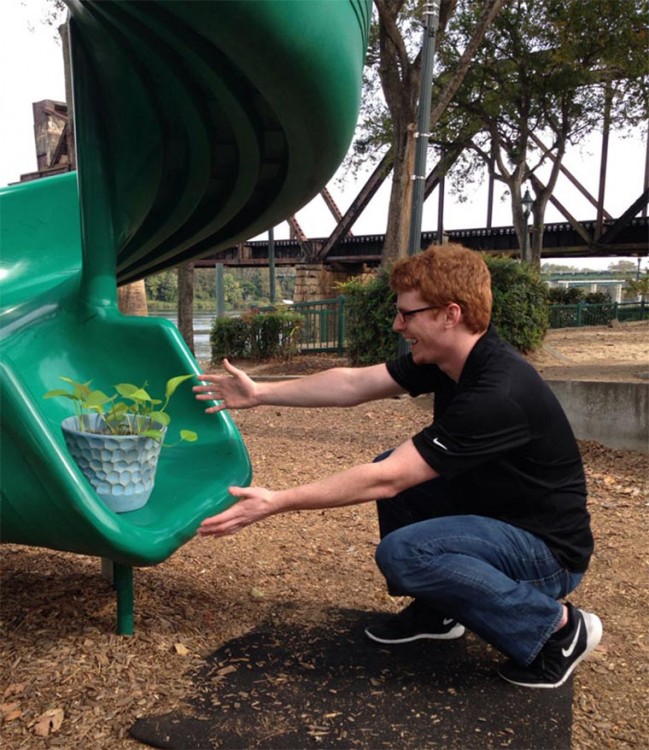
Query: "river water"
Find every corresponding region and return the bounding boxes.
[149,310,217,362]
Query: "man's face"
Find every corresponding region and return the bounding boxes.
[393,290,447,364]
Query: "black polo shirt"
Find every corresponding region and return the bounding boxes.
[387,325,593,572]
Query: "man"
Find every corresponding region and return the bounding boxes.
[193,243,602,689]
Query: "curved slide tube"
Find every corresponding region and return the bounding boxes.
[0,0,370,631]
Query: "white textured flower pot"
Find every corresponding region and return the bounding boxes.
[61,414,166,512]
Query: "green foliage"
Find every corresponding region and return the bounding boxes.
[341,271,398,365]
[341,258,549,364]
[485,256,549,353]
[145,267,296,311]
[583,291,611,304]
[44,375,198,445]
[625,273,649,301]
[210,317,250,361]
[145,270,178,305]
[210,311,304,363]
[547,286,584,304]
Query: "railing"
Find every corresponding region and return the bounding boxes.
[292,296,346,355]
[229,297,646,357]
[548,301,648,328]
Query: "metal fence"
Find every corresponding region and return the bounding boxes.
[290,297,647,353]
[292,296,346,355]
[548,301,648,328]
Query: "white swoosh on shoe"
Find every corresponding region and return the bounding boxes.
[562,620,582,658]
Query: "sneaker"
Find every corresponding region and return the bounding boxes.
[498,602,603,689]
[365,600,466,644]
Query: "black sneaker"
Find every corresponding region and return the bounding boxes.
[498,602,602,689]
[365,600,466,644]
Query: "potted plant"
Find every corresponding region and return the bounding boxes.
[44,375,198,513]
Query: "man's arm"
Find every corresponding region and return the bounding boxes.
[198,439,438,537]
[194,358,405,413]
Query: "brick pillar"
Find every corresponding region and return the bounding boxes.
[294,264,377,301]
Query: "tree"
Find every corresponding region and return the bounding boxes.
[177,263,195,354]
[353,0,505,264]
[607,260,641,274]
[435,0,649,266]
[625,273,649,302]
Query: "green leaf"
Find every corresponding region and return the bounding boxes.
[85,390,111,409]
[149,411,170,426]
[180,430,198,442]
[115,384,151,403]
[43,389,76,400]
[114,382,139,397]
[165,374,193,399]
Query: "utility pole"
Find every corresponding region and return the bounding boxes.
[399,1,441,356]
[522,188,533,263]
[269,227,276,304]
[407,0,440,257]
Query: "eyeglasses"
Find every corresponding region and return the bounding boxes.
[394,305,444,323]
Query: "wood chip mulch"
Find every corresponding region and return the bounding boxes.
[2,325,648,749]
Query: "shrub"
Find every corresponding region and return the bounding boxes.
[547,286,583,304]
[342,255,548,364]
[485,256,548,353]
[210,311,303,364]
[210,316,250,362]
[248,311,303,360]
[341,271,398,365]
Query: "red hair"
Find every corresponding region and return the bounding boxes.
[390,243,492,333]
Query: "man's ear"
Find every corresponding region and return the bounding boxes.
[445,302,463,327]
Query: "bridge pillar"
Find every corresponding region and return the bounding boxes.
[294,264,375,301]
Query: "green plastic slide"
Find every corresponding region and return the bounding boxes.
[0,0,370,630]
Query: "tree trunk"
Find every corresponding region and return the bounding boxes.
[382,125,416,264]
[376,0,505,265]
[177,263,195,355]
[117,280,148,316]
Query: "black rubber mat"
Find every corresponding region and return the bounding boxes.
[130,608,572,750]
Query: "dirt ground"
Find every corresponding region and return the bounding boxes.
[1,322,647,749]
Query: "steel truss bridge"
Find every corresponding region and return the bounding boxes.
[26,101,649,271]
[197,214,649,270]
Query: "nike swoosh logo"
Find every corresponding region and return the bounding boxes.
[443,618,454,626]
[432,437,448,450]
[562,620,582,658]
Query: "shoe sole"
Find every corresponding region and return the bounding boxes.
[498,611,603,689]
[364,623,466,644]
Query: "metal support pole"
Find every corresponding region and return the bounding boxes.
[437,148,445,243]
[522,189,532,263]
[215,262,224,317]
[269,227,276,304]
[399,1,440,357]
[407,0,440,256]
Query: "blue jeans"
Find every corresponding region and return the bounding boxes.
[374,461,583,665]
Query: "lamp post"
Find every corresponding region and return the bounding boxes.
[521,188,533,263]
[407,0,440,257]
[398,1,440,357]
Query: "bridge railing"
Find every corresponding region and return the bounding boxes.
[548,301,648,328]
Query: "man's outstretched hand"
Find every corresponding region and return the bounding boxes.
[193,359,259,413]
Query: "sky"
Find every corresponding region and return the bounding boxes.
[1,0,647,273]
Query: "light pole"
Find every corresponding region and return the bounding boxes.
[407,0,440,257]
[521,188,533,263]
[398,1,440,357]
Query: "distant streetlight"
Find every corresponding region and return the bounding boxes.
[521,188,533,262]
